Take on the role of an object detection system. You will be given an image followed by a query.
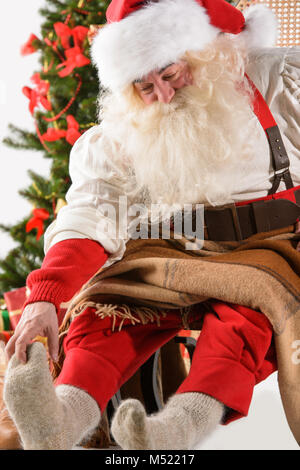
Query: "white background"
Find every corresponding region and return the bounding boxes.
[0,1,51,259]
[0,1,298,450]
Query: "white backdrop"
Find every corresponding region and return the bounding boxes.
[0,1,51,259]
[0,1,298,450]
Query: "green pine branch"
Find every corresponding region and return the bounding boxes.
[3,125,43,151]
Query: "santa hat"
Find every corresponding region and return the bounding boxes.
[91,0,277,92]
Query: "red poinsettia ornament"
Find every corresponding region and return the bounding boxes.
[42,115,82,146]
[65,115,82,145]
[54,23,89,50]
[22,73,52,115]
[56,46,91,77]
[21,34,40,56]
[26,208,50,241]
[41,128,67,142]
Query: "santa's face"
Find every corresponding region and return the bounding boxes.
[100,38,257,207]
[133,61,194,105]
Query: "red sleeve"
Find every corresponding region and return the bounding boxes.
[24,238,109,313]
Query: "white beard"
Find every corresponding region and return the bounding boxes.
[99,38,258,209]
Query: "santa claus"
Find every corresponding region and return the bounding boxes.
[3,0,300,450]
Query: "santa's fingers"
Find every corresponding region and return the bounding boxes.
[5,330,26,362]
[45,324,59,363]
[13,330,39,364]
[5,318,36,360]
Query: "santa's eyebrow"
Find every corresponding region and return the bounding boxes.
[158,63,175,74]
[134,63,175,83]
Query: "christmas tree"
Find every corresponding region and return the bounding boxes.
[0,0,237,299]
[0,0,110,298]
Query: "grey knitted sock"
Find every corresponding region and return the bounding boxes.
[111,392,224,450]
[3,342,100,450]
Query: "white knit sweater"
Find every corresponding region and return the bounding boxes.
[44,47,300,268]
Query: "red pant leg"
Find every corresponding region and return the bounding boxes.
[55,307,183,413]
[176,301,277,424]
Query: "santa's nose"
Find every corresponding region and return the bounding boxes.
[154,82,176,104]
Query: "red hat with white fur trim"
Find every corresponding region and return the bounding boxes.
[91,0,277,92]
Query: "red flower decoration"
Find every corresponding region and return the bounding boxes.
[42,115,82,146]
[72,26,90,48]
[41,128,67,141]
[22,73,52,115]
[65,115,82,145]
[31,73,50,95]
[56,47,90,77]
[21,34,39,56]
[26,208,50,241]
[54,23,89,50]
[54,23,72,49]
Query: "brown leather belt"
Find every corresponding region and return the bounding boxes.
[203,188,300,241]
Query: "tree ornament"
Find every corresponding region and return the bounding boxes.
[20,34,40,56]
[25,208,50,241]
[22,73,52,115]
[55,199,67,215]
[56,46,91,77]
[54,23,89,50]
[42,73,82,123]
[42,114,82,146]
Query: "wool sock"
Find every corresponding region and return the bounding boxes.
[111,392,225,450]
[3,342,100,450]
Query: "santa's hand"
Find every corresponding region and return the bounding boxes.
[5,302,59,364]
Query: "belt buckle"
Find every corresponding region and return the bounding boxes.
[227,203,243,241]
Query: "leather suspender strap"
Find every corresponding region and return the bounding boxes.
[245,74,294,195]
[201,76,298,242]
[265,127,294,193]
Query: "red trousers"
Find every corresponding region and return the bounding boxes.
[55,300,277,424]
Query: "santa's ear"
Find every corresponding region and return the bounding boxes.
[240,4,278,49]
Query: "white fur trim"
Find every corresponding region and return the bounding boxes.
[91,0,220,92]
[241,5,278,49]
